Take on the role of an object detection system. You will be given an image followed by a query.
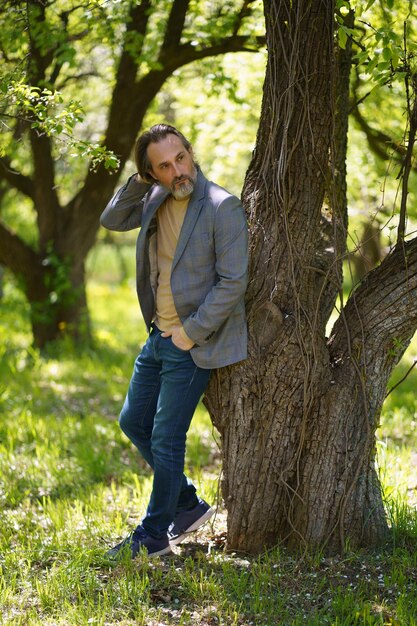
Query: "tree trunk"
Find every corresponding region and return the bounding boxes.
[205,0,417,555]
[24,249,89,348]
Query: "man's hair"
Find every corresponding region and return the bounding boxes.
[135,124,192,183]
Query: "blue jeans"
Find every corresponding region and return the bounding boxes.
[119,324,211,539]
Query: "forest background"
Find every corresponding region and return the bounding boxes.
[1,0,417,624]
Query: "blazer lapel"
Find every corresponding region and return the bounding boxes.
[172,170,207,272]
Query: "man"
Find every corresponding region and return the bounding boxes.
[100,123,248,558]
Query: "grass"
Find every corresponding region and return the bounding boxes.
[1,244,417,625]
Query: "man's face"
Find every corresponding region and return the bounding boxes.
[147,134,197,200]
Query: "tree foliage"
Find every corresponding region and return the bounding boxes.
[343,0,417,265]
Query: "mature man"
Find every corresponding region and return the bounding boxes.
[100,124,248,558]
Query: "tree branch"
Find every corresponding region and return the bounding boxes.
[166,35,265,70]
[25,2,62,245]
[385,359,417,397]
[29,129,61,249]
[104,0,153,143]
[0,220,40,277]
[398,71,417,244]
[329,235,417,375]
[232,0,258,37]
[56,71,99,90]
[349,71,417,174]
[27,0,49,85]
[351,105,408,164]
[0,157,35,199]
[159,0,191,57]
[127,0,153,54]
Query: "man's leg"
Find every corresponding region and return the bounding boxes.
[118,328,198,511]
[118,333,161,468]
[141,335,211,539]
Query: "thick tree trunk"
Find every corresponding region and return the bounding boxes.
[0,220,90,347]
[204,0,417,554]
[27,261,90,349]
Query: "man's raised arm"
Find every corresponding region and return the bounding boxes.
[100,174,153,232]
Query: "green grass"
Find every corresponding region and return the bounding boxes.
[1,244,417,625]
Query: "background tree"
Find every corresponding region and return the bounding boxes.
[205,0,417,553]
[0,0,264,347]
[346,2,417,280]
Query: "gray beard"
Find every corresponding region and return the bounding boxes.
[172,178,194,200]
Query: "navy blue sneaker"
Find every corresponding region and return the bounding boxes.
[168,498,214,545]
[105,525,172,559]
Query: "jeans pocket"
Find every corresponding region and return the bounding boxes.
[169,337,191,354]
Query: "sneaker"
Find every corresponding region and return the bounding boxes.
[105,525,172,559]
[168,498,214,545]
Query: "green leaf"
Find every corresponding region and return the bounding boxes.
[355,50,369,65]
[366,55,380,74]
[339,26,347,50]
[377,61,391,71]
[382,47,392,61]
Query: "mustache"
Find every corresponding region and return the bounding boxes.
[171,175,193,186]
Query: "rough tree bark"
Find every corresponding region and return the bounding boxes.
[205,0,417,554]
[0,0,263,347]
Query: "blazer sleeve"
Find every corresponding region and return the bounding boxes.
[182,195,248,344]
[100,174,153,231]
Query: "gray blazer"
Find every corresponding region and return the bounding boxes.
[100,168,248,369]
